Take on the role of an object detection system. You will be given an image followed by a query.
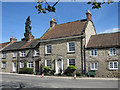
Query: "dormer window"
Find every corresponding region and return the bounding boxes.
[67,42,75,52]
[45,44,52,54]
[109,48,117,56]
[2,53,6,58]
[91,49,97,56]
[21,51,26,57]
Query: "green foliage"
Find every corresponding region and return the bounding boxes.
[43,66,51,74]
[87,0,114,9]
[19,68,33,74]
[23,61,27,68]
[88,70,96,76]
[22,16,32,41]
[50,69,55,75]
[64,65,77,76]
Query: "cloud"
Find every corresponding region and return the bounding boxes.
[99,28,120,34]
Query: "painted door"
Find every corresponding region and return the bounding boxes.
[13,62,16,72]
[57,59,62,73]
[35,61,39,72]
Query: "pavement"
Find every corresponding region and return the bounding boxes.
[0,72,118,80]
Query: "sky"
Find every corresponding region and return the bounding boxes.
[1,1,119,43]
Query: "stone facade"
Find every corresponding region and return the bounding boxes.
[86,48,120,78]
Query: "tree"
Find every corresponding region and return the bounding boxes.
[22,16,32,41]
[35,0,114,14]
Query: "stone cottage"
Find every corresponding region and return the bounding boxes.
[39,9,96,74]
[86,32,120,77]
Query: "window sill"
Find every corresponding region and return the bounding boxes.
[2,57,6,59]
[109,69,118,70]
[67,52,75,54]
[2,68,6,69]
[45,53,52,55]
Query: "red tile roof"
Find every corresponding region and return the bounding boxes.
[0,42,10,49]
[87,32,120,48]
[40,19,87,40]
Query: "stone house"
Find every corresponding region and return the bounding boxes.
[86,32,120,77]
[1,36,40,73]
[39,10,96,74]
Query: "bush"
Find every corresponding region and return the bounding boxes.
[43,66,51,74]
[76,71,81,76]
[19,68,33,74]
[64,65,77,76]
[50,69,55,75]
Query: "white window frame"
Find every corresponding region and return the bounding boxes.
[20,62,24,68]
[91,49,97,56]
[27,62,33,68]
[2,53,6,58]
[21,51,26,57]
[91,62,98,70]
[109,48,117,56]
[67,42,75,52]
[67,58,75,66]
[13,52,17,57]
[45,44,52,54]
[45,60,52,68]
[2,62,6,68]
[109,61,118,70]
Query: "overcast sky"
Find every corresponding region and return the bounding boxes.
[1,1,119,43]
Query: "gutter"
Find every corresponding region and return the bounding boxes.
[39,35,85,42]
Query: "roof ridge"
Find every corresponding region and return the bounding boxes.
[56,19,87,26]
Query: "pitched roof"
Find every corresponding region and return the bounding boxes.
[86,32,120,48]
[40,19,87,40]
[0,42,10,50]
[2,39,40,51]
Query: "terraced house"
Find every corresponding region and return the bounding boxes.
[86,32,120,77]
[0,10,119,78]
[0,35,40,73]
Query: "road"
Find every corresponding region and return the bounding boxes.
[0,73,119,88]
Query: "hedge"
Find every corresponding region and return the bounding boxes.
[19,68,33,74]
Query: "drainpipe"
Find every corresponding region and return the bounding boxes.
[81,37,83,74]
[83,45,86,74]
[17,51,20,73]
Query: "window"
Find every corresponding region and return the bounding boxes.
[109,48,117,56]
[13,52,17,57]
[45,60,52,68]
[46,44,52,54]
[21,51,26,57]
[34,50,39,56]
[2,62,6,68]
[20,62,24,68]
[91,62,98,70]
[27,62,33,68]
[109,61,118,70]
[67,42,75,52]
[91,49,97,56]
[2,53,6,58]
[68,59,75,66]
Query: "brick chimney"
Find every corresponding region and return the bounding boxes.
[86,9,92,21]
[28,33,34,41]
[50,18,57,27]
[10,36,17,44]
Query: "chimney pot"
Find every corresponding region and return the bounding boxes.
[86,9,92,21]
[50,18,57,27]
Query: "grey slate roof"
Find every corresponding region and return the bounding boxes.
[2,39,40,51]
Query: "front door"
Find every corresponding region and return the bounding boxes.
[13,62,16,72]
[57,59,62,73]
[55,59,63,74]
[35,61,39,72]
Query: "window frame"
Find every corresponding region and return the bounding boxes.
[109,61,118,70]
[2,53,6,58]
[21,51,26,57]
[68,58,75,66]
[90,62,98,70]
[20,62,24,68]
[91,49,97,57]
[109,48,117,56]
[45,44,52,54]
[67,42,75,52]
[13,52,17,57]
[27,62,33,68]
[2,62,6,68]
[45,60,52,68]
